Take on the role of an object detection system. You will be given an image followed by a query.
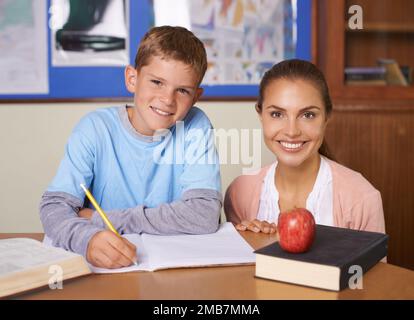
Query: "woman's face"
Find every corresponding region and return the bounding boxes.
[259,78,328,169]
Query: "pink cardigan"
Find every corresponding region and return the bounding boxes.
[224,159,386,234]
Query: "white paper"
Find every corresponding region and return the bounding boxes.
[90,222,256,273]
[0,0,48,94]
[154,0,191,30]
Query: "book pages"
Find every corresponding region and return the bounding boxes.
[0,238,81,277]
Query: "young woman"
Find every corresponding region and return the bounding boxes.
[224,59,385,234]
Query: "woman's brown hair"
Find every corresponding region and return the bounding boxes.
[256,59,335,160]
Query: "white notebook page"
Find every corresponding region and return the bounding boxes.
[90,222,255,273]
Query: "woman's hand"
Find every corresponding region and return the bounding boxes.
[78,208,94,219]
[235,219,277,234]
[86,230,138,269]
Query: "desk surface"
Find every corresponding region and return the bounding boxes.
[2,232,414,300]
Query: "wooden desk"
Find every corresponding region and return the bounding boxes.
[2,232,414,300]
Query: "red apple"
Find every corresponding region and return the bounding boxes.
[277,208,316,253]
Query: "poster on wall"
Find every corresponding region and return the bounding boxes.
[0,0,48,94]
[49,0,130,66]
[153,0,296,85]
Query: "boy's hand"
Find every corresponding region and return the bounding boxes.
[235,219,277,234]
[86,231,138,269]
[78,208,94,219]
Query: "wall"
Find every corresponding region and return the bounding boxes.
[0,101,274,233]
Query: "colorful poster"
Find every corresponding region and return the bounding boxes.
[189,0,295,84]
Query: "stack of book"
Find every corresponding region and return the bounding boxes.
[345,67,387,86]
[377,59,410,86]
[345,59,411,86]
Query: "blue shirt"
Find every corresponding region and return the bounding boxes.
[48,106,221,211]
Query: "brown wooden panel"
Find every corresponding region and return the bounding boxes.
[325,104,414,270]
[317,0,346,96]
[346,0,414,24]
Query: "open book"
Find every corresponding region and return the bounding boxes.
[0,238,91,298]
[1,223,255,297]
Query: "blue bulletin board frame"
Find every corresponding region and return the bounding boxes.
[0,0,311,101]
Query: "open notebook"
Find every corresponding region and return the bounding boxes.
[44,222,256,273]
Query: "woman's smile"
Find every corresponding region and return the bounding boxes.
[278,140,308,153]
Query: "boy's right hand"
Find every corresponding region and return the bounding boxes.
[86,231,137,269]
[235,219,277,234]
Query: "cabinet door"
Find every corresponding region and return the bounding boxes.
[317,0,414,100]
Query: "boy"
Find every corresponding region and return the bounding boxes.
[39,26,222,269]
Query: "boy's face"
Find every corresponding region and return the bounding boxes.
[125,56,203,136]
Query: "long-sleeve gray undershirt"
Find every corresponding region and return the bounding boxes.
[39,188,222,257]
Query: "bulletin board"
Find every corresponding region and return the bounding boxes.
[0,0,311,102]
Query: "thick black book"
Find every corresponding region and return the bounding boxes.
[254,225,388,291]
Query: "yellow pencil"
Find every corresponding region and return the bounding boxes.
[80,183,138,266]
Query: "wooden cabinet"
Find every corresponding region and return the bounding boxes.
[316,0,414,100]
[314,0,414,270]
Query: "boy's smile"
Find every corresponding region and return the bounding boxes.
[150,106,174,116]
[125,56,203,136]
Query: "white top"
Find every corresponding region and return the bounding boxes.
[257,156,334,226]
